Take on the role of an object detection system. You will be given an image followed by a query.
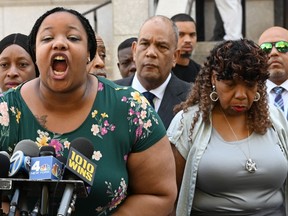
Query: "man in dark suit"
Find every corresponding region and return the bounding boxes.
[115,15,192,129]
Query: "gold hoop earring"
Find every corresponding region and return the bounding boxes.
[210,85,219,102]
[254,92,260,102]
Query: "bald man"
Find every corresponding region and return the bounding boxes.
[115,15,191,129]
[258,26,288,119]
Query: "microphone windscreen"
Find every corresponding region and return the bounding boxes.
[39,145,56,157]
[70,137,94,158]
[13,139,40,157]
[0,153,10,177]
[0,151,10,159]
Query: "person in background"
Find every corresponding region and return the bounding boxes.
[115,15,191,129]
[0,7,177,215]
[215,0,243,40]
[117,37,137,78]
[170,13,200,83]
[87,34,108,78]
[211,3,225,41]
[258,26,288,120]
[167,39,288,215]
[0,33,39,92]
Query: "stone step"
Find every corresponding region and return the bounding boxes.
[192,41,219,66]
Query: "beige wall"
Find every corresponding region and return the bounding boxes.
[0,1,115,78]
[111,0,150,80]
[0,0,275,79]
[0,0,149,81]
[0,3,101,38]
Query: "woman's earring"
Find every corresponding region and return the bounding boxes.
[87,57,91,64]
[210,85,219,102]
[254,92,260,101]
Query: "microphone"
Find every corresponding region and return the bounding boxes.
[30,155,68,216]
[29,145,64,216]
[0,152,10,177]
[0,151,10,159]
[64,137,96,185]
[8,139,40,216]
[57,137,96,216]
[13,139,40,156]
[29,145,63,180]
[41,145,56,216]
[0,152,10,215]
[9,139,40,177]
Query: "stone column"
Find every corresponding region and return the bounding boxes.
[111,0,150,80]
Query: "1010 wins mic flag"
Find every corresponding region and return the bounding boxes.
[65,147,96,186]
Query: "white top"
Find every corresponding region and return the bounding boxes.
[131,72,171,112]
[267,79,288,119]
[167,105,288,216]
[192,128,287,215]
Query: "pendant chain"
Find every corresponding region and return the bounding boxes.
[220,107,250,158]
[219,107,257,173]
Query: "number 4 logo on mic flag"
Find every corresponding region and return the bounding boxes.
[66,147,96,186]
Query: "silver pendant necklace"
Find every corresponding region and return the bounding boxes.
[220,108,257,173]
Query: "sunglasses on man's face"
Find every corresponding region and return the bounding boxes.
[260,41,288,54]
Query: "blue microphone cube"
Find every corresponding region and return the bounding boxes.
[29,156,63,180]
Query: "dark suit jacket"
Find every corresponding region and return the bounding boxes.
[114,73,192,129]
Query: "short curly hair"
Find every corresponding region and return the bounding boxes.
[174,39,271,135]
[28,7,96,64]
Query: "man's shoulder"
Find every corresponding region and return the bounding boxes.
[114,75,134,86]
[169,73,192,89]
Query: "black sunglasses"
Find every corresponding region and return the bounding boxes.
[260,41,288,54]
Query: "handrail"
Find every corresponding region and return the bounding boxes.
[82,0,112,31]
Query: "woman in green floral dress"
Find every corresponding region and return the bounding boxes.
[0,7,177,215]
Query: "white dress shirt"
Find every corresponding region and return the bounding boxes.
[131,73,171,112]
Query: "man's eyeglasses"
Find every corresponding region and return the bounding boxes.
[260,41,288,54]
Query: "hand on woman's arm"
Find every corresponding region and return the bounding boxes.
[113,136,177,216]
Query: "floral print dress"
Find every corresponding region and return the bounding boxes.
[0,76,166,215]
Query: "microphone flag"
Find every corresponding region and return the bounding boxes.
[9,151,30,177]
[29,156,63,180]
[65,147,96,186]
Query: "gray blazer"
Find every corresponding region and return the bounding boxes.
[114,73,192,129]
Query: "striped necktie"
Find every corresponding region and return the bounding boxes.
[142,91,155,108]
[273,86,284,111]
